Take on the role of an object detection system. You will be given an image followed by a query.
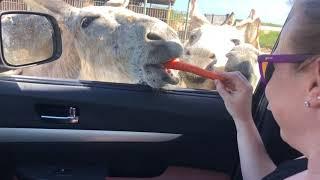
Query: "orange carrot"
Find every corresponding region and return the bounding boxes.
[164,59,225,81]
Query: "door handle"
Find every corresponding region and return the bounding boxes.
[41,107,79,124]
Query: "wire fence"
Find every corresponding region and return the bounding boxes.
[0,0,26,10]
[204,14,228,25]
[0,0,194,41]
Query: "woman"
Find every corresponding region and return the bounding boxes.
[109,0,320,179]
[215,0,320,179]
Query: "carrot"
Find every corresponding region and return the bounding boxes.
[164,59,225,81]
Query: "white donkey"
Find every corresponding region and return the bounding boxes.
[180,0,261,90]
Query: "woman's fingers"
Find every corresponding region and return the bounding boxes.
[215,71,251,91]
[235,72,252,88]
[215,80,230,100]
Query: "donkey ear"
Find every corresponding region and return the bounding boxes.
[105,0,130,8]
[23,0,79,33]
[248,9,256,19]
[23,0,77,18]
[236,15,261,49]
[222,12,236,26]
[189,0,210,30]
[235,9,261,32]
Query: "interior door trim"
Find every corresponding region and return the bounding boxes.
[0,128,182,142]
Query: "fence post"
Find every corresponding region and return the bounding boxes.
[143,0,147,14]
[183,0,191,41]
[211,14,214,24]
[167,1,172,24]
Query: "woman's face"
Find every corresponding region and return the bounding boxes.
[265,61,306,141]
[265,43,320,153]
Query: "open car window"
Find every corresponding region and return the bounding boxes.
[0,0,292,91]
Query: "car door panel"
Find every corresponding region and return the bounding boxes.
[0,76,234,134]
[0,76,238,177]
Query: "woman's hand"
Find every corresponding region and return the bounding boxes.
[215,72,277,180]
[214,71,253,127]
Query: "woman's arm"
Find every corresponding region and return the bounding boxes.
[215,71,276,180]
[236,117,276,180]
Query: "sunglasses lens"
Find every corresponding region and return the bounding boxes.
[261,61,269,82]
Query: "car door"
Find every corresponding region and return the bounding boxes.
[0,76,239,179]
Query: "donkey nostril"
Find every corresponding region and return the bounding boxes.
[147,32,163,41]
[209,53,216,59]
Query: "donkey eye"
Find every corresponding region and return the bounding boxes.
[189,34,197,44]
[231,39,240,46]
[81,16,99,28]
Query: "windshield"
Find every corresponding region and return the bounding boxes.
[0,0,292,91]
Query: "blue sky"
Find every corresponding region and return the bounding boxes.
[172,0,293,25]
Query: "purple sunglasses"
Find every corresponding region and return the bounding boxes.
[258,54,314,84]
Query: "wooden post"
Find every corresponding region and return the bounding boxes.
[211,14,214,24]
[83,0,94,7]
[167,1,172,24]
[183,0,191,41]
[143,0,147,15]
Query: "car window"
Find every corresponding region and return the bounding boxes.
[0,0,292,91]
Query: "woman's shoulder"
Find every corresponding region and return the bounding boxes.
[263,158,308,180]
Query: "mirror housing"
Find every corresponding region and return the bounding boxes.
[0,11,62,69]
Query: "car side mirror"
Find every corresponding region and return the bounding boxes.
[0,11,62,68]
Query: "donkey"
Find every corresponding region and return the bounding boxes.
[20,0,183,88]
[180,0,261,90]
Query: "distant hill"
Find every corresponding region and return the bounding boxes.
[261,22,282,27]
[235,19,282,28]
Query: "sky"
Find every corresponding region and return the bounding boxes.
[171,0,293,25]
